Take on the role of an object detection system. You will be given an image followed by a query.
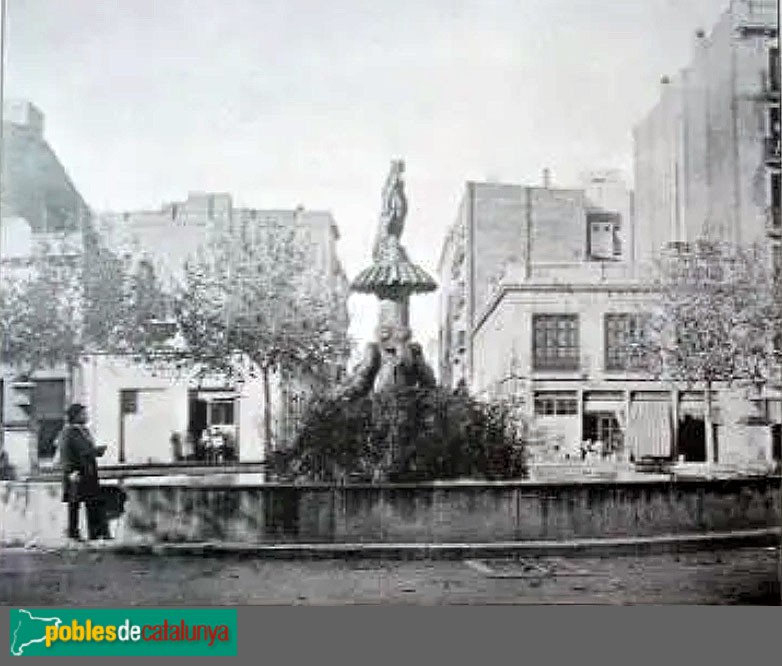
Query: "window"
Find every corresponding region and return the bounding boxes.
[770,47,780,94]
[534,391,578,416]
[605,313,647,371]
[532,314,579,370]
[120,389,138,415]
[583,412,624,455]
[587,212,621,261]
[772,173,780,229]
[34,379,66,419]
[209,400,235,426]
[34,379,66,459]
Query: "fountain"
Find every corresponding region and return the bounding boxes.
[341,159,438,399]
[274,160,526,483]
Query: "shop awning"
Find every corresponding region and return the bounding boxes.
[196,391,237,402]
[626,399,672,458]
[583,393,624,413]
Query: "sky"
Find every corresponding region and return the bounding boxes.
[2,0,734,353]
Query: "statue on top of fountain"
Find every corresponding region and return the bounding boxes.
[341,159,438,400]
[373,159,408,261]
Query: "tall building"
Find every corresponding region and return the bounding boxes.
[97,194,348,298]
[632,0,780,468]
[439,173,778,470]
[1,101,90,477]
[1,100,90,234]
[633,0,779,264]
[438,175,633,390]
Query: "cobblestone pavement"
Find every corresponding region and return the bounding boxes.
[1,546,779,605]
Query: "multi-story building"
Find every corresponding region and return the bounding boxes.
[1,101,90,476]
[438,174,631,391]
[439,172,776,469]
[82,194,350,465]
[633,0,779,263]
[2,101,350,472]
[632,0,780,466]
[1,100,90,234]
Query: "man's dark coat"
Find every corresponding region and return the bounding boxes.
[59,424,101,503]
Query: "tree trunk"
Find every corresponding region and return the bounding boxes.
[704,382,716,466]
[65,361,75,408]
[28,422,39,477]
[261,365,273,456]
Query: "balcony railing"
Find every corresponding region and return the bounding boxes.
[532,357,580,372]
[765,137,781,168]
[768,207,782,234]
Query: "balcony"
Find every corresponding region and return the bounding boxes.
[735,22,778,40]
[765,137,781,169]
[768,207,782,236]
[762,86,780,104]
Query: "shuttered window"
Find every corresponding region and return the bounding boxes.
[532,314,579,371]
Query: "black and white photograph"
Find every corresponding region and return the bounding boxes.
[0,0,780,607]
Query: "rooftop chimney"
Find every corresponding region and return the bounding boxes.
[3,100,44,137]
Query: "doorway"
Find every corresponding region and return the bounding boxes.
[187,391,208,460]
[187,389,238,462]
[678,415,706,462]
[582,412,624,458]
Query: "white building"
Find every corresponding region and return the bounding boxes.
[440,175,777,471]
[78,194,350,465]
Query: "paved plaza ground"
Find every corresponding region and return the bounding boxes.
[1,545,779,605]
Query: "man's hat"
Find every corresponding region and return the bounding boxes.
[66,403,86,422]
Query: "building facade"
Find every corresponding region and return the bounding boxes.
[1,101,90,477]
[1,100,90,234]
[633,0,779,264]
[439,173,777,469]
[438,175,632,391]
[82,194,350,466]
[632,0,780,466]
[2,101,351,474]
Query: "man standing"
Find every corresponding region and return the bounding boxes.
[59,403,109,541]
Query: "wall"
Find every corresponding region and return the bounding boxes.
[77,356,189,465]
[472,282,657,393]
[440,180,634,392]
[470,183,527,330]
[1,477,778,547]
[74,354,315,463]
[632,0,776,261]
[469,281,780,465]
[470,184,594,324]
[438,195,470,389]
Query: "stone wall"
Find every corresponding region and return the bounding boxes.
[1,477,778,547]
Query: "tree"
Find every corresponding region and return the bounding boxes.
[0,240,84,378]
[0,226,168,384]
[166,221,351,452]
[632,241,780,464]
